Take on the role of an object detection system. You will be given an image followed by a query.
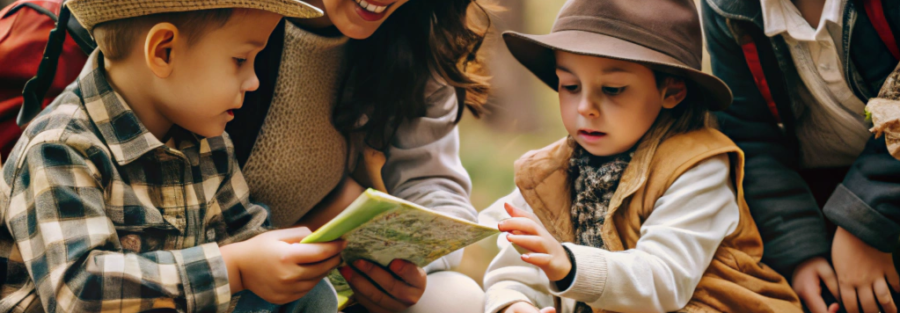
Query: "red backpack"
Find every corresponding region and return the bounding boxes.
[0,0,93,160]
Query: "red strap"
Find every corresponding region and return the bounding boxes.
[864,0,900,60]
[740,39,782,124]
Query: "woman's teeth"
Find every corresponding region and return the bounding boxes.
[355,0,387,13]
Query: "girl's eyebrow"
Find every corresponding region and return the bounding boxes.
[556,65,573,73]
[602,66,629,74]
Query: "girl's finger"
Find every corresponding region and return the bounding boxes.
[888,268,900,292]
[874,278,897,313]
[521,253,553,267]
[505,203,540,222]
[540,307,557,313]
[499,217,540,235]
[506,234,547,253]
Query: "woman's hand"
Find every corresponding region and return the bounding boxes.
[340,259,427,313]
[502,301,556,313]
[791,256,840,313]
[220,227,345,305]
[498,203,572,282]
[832,227,900,313]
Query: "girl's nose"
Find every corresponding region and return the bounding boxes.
[243,73,260,93]
[577,97,600,118]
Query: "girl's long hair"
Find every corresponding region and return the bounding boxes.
[332,0,493,149]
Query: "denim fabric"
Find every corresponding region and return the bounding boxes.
[233,279,338,313]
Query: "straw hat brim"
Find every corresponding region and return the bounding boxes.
[503,30,733,111]
[68,0,324,31]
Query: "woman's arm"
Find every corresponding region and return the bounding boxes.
[382,80,476,272]
[549,154,740,312]
[294,177,365,231]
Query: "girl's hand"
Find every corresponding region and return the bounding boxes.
[221,227,345,305]
[498,203,572,282]
[832,227,900,313]
[502,301,556,313]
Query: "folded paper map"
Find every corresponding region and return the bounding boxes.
[300,189,499,308]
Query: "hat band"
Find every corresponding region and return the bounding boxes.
[551,15,701,69]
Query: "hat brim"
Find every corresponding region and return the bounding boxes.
[68,0,324,31]
[503,30,733,111]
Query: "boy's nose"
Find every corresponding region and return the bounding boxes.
[243,74,260,93]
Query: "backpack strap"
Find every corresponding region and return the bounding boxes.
[17,1,71,127]
[728,19,800,147]
[863,0,900,61]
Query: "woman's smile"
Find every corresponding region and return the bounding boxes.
[353,0,394,21]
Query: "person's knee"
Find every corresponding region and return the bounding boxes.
[404,271,484,313]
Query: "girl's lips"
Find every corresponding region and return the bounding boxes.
[353,0,392,21]
[227,110,234,117]
[577,130,607,142]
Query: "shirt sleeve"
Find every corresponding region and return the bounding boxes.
[210,140,269,246]
[5,142,231,313]
[481,188,556,313]
[382,80,476,272]
[548,154,740,312]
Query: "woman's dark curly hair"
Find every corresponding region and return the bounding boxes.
[332,0,493,149]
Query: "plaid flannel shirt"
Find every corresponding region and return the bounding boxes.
[0,50,269,313]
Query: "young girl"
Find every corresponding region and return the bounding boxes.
[481,0,802,312]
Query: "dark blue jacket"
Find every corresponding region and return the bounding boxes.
[702,0,900,278]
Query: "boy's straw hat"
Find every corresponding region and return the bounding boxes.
[503,0,732,110]
[67,0,324,31]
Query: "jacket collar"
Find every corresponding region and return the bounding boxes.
[514,122,672,242]
[77,50,165,165]
[704,0,764,26]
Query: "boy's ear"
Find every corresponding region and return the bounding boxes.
[144,23,179,78]
[660,77,688,109]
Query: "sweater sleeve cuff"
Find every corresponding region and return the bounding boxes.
[548,243,608,304]
[824,184,900,252]
[173,243,232,313]
[485,284,535,313]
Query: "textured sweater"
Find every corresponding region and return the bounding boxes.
[239,22,477,271]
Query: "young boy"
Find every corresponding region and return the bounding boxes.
[481,0,801,312]
[0,1,346,312]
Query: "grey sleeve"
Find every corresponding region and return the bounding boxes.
[382,80,476,271]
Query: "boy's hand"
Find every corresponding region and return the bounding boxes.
[339,259,427,313]
[792,256,840,313]
[498,203,572,282]
[502,301,556,313]
[832,227,900,313]
[221,227,345,305]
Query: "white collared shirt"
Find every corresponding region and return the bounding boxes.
[761,0,871,168]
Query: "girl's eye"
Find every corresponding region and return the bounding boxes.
[602,86,626,95]
[234,58,247,67]
[561,84,580,92]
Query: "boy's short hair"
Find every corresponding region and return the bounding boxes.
[93,9,233,61]
[653,71,714,136]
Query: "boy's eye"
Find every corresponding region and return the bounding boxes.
[234,58,247,66]
[602,86,626,95]
[561,84,580,92]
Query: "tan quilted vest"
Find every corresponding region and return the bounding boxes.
[514,128,802,313]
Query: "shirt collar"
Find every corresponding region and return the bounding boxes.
[77,50,165,165]
[761,0,843,41]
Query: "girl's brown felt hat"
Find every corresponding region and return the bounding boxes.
[503,0,733,111]
[67,0,324,31]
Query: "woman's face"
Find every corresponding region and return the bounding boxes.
[307,0,412,39]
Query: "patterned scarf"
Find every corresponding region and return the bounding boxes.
[568,145,633,313]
